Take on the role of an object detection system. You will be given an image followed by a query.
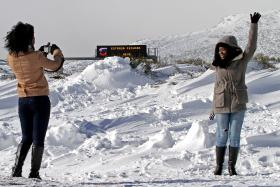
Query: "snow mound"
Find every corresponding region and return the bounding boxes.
[106,130,122,147]
[46,122,86,148]
[0,132,16,150]
[0,123,17,150]
[79,57,154,90]
[49,57,154,108]
[173,120,214,152]
[140,129,175,150]
[77,132,123,154]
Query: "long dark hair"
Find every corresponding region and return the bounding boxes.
[5,22,34,55]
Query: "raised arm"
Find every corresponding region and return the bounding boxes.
[243,12,261,62]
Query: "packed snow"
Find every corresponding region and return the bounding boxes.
[1,11,280,187]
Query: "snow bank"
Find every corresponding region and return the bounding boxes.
[173,120,214,152]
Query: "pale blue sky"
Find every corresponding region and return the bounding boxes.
[0,0,278,58]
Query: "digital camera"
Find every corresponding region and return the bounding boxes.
[43,42,51,54]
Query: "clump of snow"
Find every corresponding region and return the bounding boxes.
[0,123,17,150]
[106,130,122,147]
[173,120,214,152]
[140,129,175,150]
[90,136,112,150]
[79,57,154,90]
[79,126,123,152]
[0,131,17,150]
[46,122,86,148]
[77,136,113,155]
[77,129,123,155]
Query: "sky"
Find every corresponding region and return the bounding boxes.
[0,0,279,59]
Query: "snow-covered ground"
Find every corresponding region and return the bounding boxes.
[0,56,280,186]
[1,10,280,186]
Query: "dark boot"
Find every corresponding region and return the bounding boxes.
[12,143,31,177]
[228,146,239,176]
[214,146,226,175]
[28,145,44,180]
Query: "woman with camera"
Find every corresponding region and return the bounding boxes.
[5,22,64,179]
[210,12,261,176]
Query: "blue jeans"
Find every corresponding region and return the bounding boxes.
[216,111,245,147]
[18,96,50,147]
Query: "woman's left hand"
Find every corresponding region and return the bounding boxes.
[250,12,261,23]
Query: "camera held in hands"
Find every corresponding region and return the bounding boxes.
[43,42,51,54]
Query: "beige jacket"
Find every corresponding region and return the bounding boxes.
[213,23,258,113]
[7,49,64,97]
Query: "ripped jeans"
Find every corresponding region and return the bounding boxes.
[216,111,245,147]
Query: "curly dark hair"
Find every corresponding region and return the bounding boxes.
[5,22,34,55]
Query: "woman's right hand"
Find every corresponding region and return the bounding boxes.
[50,44,60,55]
[209,112,215,120]
[50,44,65,65]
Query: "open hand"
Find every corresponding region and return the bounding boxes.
[250,12,261,23]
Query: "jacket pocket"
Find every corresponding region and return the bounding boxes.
[214,86,225,108]
[235,88,248,104]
